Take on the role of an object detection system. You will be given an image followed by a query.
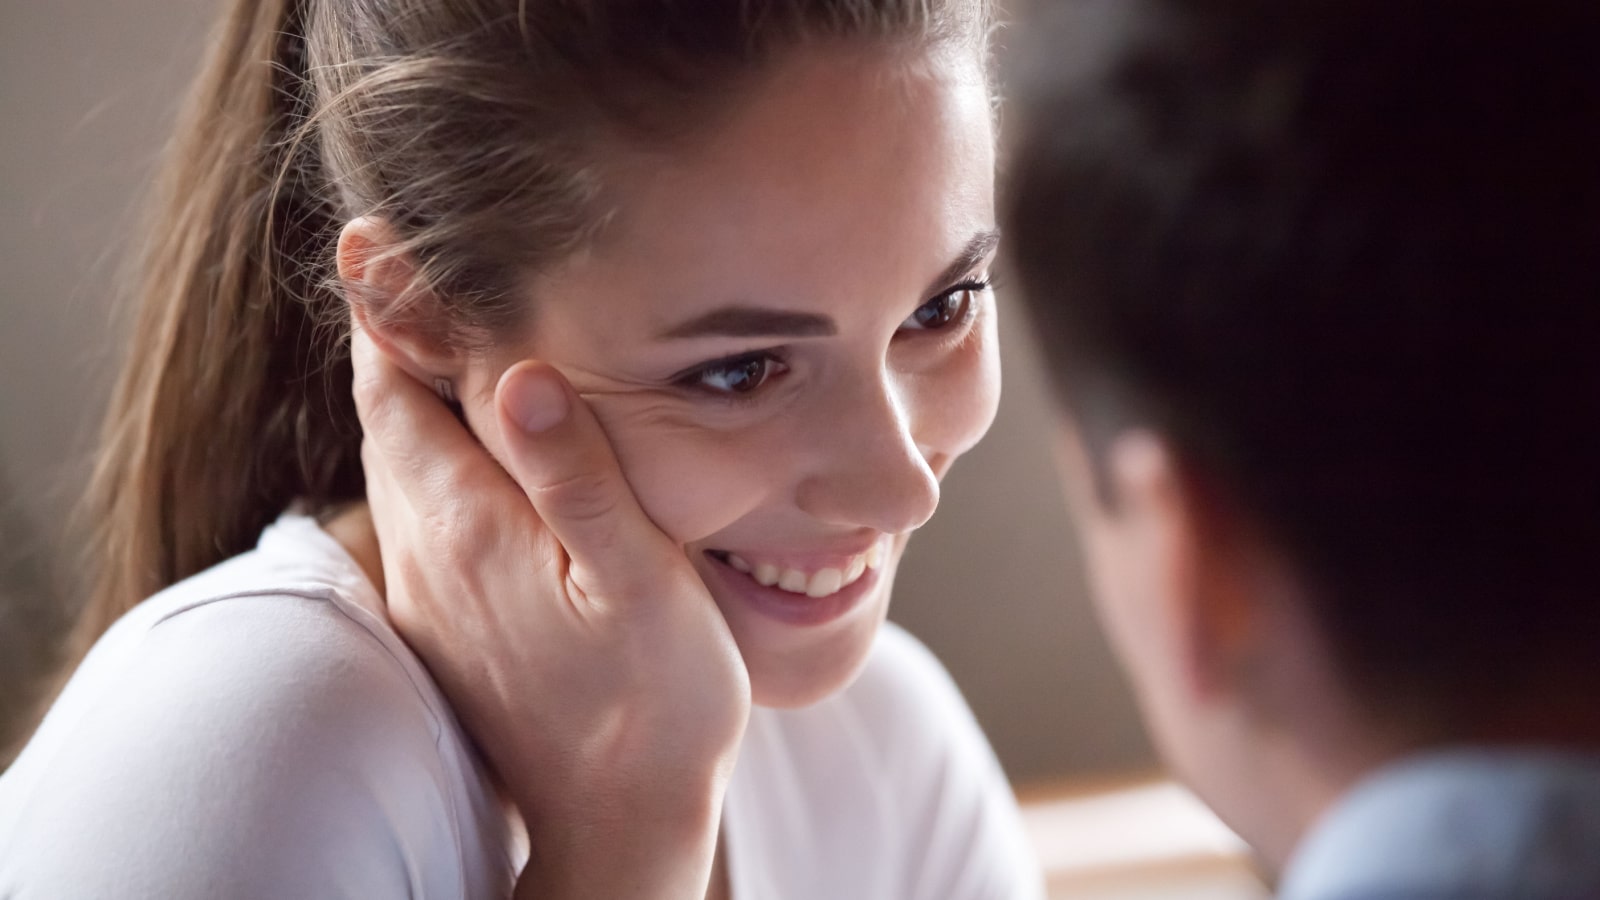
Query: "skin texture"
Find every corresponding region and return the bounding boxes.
[361,44,1001,709]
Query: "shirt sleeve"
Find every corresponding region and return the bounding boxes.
[856,625,1047,900]
[0,592,469,900]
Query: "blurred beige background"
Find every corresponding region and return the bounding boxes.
[0,0,1155,785]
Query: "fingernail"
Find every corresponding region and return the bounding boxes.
[506,370,569,433]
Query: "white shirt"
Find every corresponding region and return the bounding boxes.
[0,513,1042,899]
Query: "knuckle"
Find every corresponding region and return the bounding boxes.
[424,498,494,568]
[390,552,432,598]
[430,531,475,575]
[532,469,621,526]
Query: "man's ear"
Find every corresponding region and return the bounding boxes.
[336,216,461,389]
[1103,432,1262,703]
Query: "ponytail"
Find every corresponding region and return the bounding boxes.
[73,0,360,651]
[68,0,994,664]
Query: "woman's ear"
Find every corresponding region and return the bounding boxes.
[337,216,461,391]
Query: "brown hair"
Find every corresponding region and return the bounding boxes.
[74,0,991,653]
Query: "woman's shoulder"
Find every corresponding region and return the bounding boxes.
[0,513,510,899]
[74,511,448,743]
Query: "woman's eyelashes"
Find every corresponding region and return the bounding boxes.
[675,350,791,401]
[899,277,992,332]
[672,277,993,402]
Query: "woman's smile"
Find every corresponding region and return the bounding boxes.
[458,46,1001,707]
[701,544,887,628]
[712,539,884,599]
[38,0,1041,895]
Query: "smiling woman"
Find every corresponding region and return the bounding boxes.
[0,0,1041,898]
[452,46,1004,709]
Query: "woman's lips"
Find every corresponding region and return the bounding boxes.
[703,548,882,627]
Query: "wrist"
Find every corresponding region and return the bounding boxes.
[516,769,727,900]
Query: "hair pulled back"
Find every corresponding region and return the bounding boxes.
[77,0,991,651]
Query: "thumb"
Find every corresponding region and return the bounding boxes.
[495,361,680,599]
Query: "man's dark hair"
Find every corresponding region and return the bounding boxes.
[1007,0,1600,727]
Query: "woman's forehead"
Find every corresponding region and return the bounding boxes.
[560,48,997,316]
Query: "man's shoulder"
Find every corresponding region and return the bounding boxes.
[1281,750,1600,900]
[1312,883,1587,890]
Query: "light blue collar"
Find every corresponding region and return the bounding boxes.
[1279,748,1600,900]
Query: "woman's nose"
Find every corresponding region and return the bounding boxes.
[793,377,940,535]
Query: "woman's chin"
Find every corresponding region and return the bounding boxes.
[741,603,889,708]
[696,554,897,709]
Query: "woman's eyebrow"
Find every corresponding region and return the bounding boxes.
[657,307,837,340]
[924,228,1001,297]
[655,229,1002,342]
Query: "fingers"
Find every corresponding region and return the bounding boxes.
[350,327,506,496]
[495,361,680,599]
[352,326,547,592]
[351,326,683,610]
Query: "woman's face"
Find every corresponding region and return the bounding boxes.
[466,45,999,708]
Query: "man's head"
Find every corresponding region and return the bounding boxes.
[1006,0,1600,864]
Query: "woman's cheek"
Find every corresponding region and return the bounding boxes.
[968,308,1003,446]
[599,412,773,545]
[918,307,1002,471]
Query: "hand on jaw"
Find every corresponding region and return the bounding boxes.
[349,328,750,899]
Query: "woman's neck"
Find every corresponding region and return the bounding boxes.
[320,501,388,597]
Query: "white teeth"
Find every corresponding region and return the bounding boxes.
[778,569,809,593]
[806,568,844,598]
[722,541,885,599]
[844,555,867,586]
